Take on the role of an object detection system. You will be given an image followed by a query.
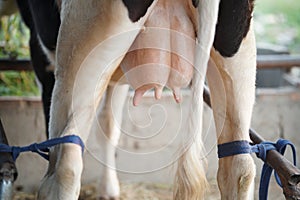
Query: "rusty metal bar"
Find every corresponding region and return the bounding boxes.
[0,59,32,71]
[257,55,300,69]
[203,86,300,199]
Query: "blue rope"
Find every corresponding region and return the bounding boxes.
[0,135,85,161]
[218,138,297,200]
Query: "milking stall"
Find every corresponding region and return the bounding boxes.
[0,0,300,199]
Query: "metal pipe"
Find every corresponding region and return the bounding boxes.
[0,59,32,71]
[0,119,17,200]
[203,86,300,199]
[0,164,14,200]
[257,55,300,69]
[0,181,13,200]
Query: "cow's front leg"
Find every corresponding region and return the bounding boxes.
[207,23,256,200]
[37,1,156,199]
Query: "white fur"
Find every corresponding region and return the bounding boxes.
[207,24,257,200]
[38,0,158,199]
[37,35,56,68]
[94,83,129,199]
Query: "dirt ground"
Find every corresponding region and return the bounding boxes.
[13,178,284,200]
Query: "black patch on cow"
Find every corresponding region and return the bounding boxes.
[122,0,154,22]
[192,0,199,8]
[29,31,55,136]
[17,0,60,51]
[213,0,254,57]
[16,0,58,137]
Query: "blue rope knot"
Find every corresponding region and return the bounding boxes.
[253,142,276,162]
[218,138,297,200]
[0,135,84,161]
[11,146,22,161]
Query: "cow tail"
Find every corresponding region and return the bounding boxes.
[174,78,208,200]
[174,0,220,199]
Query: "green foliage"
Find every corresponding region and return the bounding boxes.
[0,13,38,96]
[254,0,300,53]
[0,13,30,59]
[256,0,300,26]
[0,71,40,96]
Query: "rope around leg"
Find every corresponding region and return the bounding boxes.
[218,138,297,200]
[0,135,84,161]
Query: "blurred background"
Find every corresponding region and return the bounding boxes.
[0,0,299,199]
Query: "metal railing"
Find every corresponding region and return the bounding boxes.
[257,54,300,69]
[0,59,32,71]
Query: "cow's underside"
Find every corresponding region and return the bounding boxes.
[16,0,256,199]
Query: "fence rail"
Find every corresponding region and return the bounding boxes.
[0,59,32,71]
[0,55,300,71]
[257,55,300,69]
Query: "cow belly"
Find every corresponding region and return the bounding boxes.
[121,0,197,105]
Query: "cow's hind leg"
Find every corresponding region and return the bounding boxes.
[92,83,129,199]
[207,23,256,200]
[37,0,154,199]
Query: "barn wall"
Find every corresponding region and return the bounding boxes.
[0,88,299,192]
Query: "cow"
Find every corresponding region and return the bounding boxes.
[16,0,256,199]
[15,1,131,198]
